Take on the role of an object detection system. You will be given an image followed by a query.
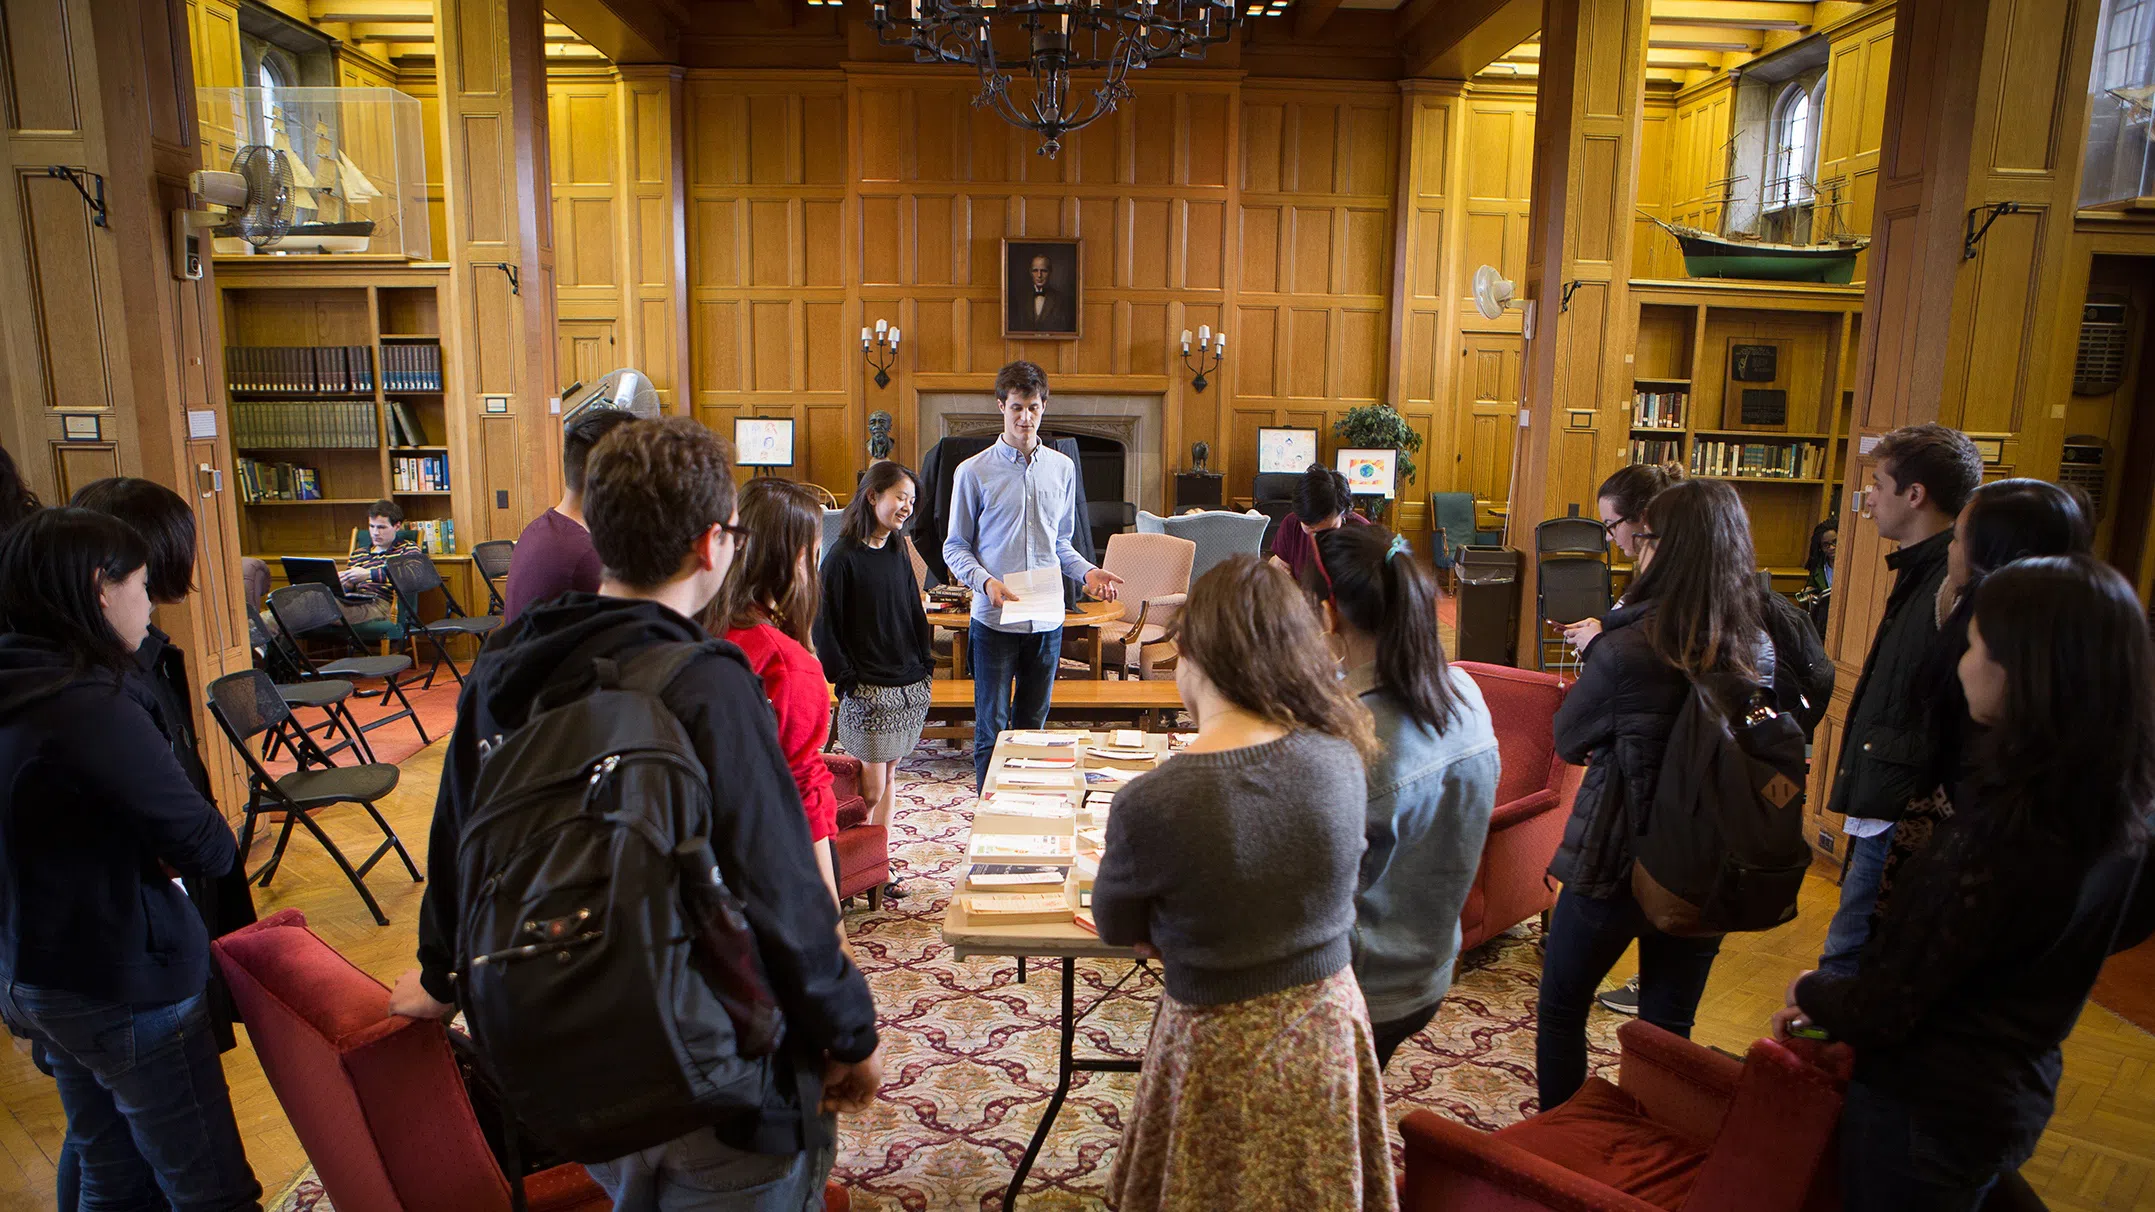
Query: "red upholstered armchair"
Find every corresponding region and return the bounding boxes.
[1401,1021,1849,1212]
[1456,662,1586,951]
[213,910,853,1212]
[825,752,892,909]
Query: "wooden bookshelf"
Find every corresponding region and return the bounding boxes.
[216,260,467,561]
[1626,280,1866,581]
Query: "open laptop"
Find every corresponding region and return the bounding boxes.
[280,556,371,605]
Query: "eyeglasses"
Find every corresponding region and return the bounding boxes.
[719,522,751,543]
[1634,531,1659,544]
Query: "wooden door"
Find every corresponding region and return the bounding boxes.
[1455,332,1523,512]
[558,320,616,395]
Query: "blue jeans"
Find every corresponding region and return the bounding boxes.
[1535,887,1724,1110]
[0,984,260,1212]
[968,622,1063,791]
[586,1123,835,1212]
[1839,1079,2013,1212]
[1819,823,1897,976]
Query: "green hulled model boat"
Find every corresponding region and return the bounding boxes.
[1650,216,1868,285]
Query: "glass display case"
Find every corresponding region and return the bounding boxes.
[197,86,430,258]
[2081,0,2155,210]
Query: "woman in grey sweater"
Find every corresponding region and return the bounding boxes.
[1093,555,1398,1212]
[1304,526,1500,1068]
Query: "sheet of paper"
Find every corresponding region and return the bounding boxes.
[996,567,1065,628]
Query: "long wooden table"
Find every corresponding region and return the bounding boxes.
[927,599,1127,679]
[943,730,1167,1211]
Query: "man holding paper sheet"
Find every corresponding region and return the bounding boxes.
[944,361,1124,789]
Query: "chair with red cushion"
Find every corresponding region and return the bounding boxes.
[826,752,892,909]
[213,910,853,1212]
[1399,1020,1850,1212]
[1456,662,1586,951]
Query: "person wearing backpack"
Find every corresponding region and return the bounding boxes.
[390,417,881,1211]
[1536,480,1770,1110]
[1300,525,1500,1069]
[1776,555,2155,1211]
[1816,424,1982,977]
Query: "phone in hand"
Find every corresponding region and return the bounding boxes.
[1784,1020,1831,1042]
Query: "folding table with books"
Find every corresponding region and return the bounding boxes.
[940,727,1181,1212]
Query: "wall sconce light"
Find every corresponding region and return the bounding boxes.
[861,319,901,388]
[1180,325,1225,392]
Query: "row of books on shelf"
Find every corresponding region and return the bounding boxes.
[1632,390,1687,430]
[385,401,431,446]
[237,458,321,502]
[228,346,375,396]
[1629,438,1683,467]
[233,401,377,450]
[1691,440,1829,480]
[408,517,457,554]
[381,341,445,392]
[392,454,450,493]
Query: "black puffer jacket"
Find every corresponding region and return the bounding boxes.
[1826,528,1953,824]
[1548,603,1692,899]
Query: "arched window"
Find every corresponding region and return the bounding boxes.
[256,56,287,148]
[1768,81,1816,212]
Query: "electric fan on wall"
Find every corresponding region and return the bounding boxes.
[196,146,296,247]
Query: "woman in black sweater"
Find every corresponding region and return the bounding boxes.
[1781,555,2155,1211]
[0,509,261,1210]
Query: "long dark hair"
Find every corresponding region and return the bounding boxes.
[1967,555,2155,858]
[705,478,823,646]
[0,442,39,534]
[1302,525,1463,734]
[1176,554,1377,761]
[1626,479,1763,677]
[840,460,920,546]
[71,477,197,604]
[0,507,149,686]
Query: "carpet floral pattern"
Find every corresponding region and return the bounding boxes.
[272,748,1619,1212]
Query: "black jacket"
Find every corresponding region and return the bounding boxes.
[1797,802,2152,1166]
[135,627,257,1048]
[1549,603,1693,898]
[0,634,240,1005]
[1761,590,1835,741]
[414,594,879,1152]
[1827,527,1953,824]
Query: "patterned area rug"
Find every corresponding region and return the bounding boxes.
[272,747,1616,1212]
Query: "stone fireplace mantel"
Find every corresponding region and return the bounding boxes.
[917,391,1165,517]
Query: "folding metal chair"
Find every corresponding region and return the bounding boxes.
[470,539,514,615]
[267,583,431,748]
[206,670,420,927]
[246,612,375,766]
[384,552,503,688]
[1535,516,1614,676]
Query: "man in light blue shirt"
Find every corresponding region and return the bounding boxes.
[944,361,1122,790]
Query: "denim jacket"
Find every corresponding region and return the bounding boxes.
[1348,663,1502,1022]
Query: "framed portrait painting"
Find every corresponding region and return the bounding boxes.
[1003,238,1082,339]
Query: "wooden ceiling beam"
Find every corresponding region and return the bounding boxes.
[545,0,681,61]
[1294,0,1347,40]
[1647,1,1810,32]
[309,0,432,21]
[1649,34,1760,52]
[1403,0,1539,78]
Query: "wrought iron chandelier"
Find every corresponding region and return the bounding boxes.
[868,0,1252,158]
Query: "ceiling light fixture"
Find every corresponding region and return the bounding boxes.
[868,0,1262,158]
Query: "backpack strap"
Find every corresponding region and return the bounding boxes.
[616,640,719,700]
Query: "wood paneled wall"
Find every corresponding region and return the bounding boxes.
[1816,6,1896,281]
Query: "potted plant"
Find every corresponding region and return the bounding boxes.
[1331,404,1423,523]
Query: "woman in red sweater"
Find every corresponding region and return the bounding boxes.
[701,478,842,905]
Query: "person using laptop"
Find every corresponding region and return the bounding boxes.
[339,499,420,625]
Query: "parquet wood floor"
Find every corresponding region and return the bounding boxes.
[4,737,2152,1210]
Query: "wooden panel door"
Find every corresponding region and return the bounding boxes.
[1455,332,1522,510]
[558,319,616,393]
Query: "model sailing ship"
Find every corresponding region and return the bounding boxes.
[1646,153,1868,284]
[213,108,380,254]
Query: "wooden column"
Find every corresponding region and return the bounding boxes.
[1508,0,1653,660]
[434,0,562,539]
[1804,0,2101,852]
[0,0,251,811]
[617,64,693,414]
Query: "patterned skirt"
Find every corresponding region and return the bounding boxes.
[835,678,934,763]
[1105,967,1398,1212]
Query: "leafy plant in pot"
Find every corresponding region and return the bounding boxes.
[1331,404,1423,524]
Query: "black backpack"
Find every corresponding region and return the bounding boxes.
[1631,668,1813,937]
[454,642,784,1164]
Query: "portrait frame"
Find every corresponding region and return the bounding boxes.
[734,417,796,468]
[1002,237,1083,340]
